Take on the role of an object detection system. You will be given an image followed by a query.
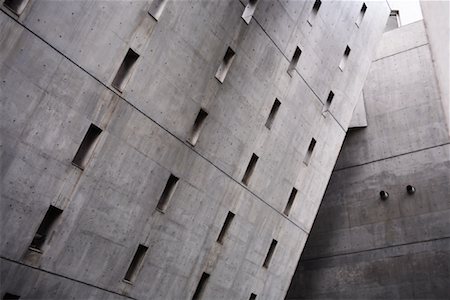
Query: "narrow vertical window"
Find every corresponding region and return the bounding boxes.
[3,0,29,15]
[324,91,334,111]
[72,123,102,170]
[156,174,179,212]
[29,205,63,251]
[217,211,235,244]
[215,47,235,83]
[148,0,168,21]
[242,0,259,24]
[242,153,259,186]
[124,244,148,283]
[187,108,208,146]
[311,0,321,14]
[287,47,302,76]
[303,138,316,165]
[192,272,210,300]
[265,99,281,129]
[262,239,278,268]
[356,3,367,27]
[339,46,351,71]
[249,293,257,300]
[284,187,298,216]
[112,48,139,91]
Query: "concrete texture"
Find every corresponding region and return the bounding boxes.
[286,17,450,299]
[0,1,389,299]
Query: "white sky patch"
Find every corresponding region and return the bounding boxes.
[388,0,423,25]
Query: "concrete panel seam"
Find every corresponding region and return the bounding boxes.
[0,10,309,234]
[334,142,450,172]
[373,42,429,62]
[0,256,136,299]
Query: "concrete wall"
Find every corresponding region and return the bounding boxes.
[0,0,389,299]
[421,0,450,136]
[286,20,450,299]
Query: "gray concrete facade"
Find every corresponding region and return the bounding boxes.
[286,16,450,299]
[0,1,389,299]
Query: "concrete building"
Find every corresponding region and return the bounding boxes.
[0,0,389,299]
[286,3,450,299]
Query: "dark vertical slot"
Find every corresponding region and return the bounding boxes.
[242,153,259,186]
[29,205,63,251]
[325,91,334,110]
[124,244,148,283]
[249,293,257,300]
[156,174,179,212]
[284,187,298,216]
[242,0,259,24]
[262,239,278,268]
[265,99,281,129]
[188,108,208,146]
[72,123,102,170]
[112,48,139,91]
[287,47,302,76]
[304,138,317,165]
[192,272,210,300]
[4,0,29,15]
[312,0,322,14]
[339,46,351,70]
[217,211,235,244]
[356,3,368,26]
[215,47,236,83]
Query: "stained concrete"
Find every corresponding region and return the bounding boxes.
[286,16,450,299]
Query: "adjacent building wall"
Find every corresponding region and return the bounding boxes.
[0,1,389,299]
[286,19,450,299]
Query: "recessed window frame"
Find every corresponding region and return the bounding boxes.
[187,108,208,146]
[216,211,235,244]
[265,99,281,129]
[242,0,259,24]
[356,3,368,27]
[303,138,317,166]
[283,187,298,216]
[72,123,102,170]
[287,47,302,77]
[29,205,63,252]
[3,0,30,15]
[156,174,179,212]
[215,47,236,84]
[242,153,259,186]
[112,48,140,92]
[148,0,168,21]
[339,46,351,71]
[123,244,148,284]
[192,272,210,300]
[262,239,278,268]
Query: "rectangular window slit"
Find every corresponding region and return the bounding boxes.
[124,244,148,283]
[284,187,298,216]
[148,0,168,21]
[188,108,208,146]
[287,47,302,76]
[3,293,20,300]
[112,48,139,91]
[217,211,235,244]
[324,91,334,111]
[339,46,351,71]
[242,153,258,186]
[312,0,321,14]
[192,272,210,300]
[304,138,316,165]
[29,205,63,251]
[3,0,29,15]
[265,99,281,129]
[356,3,367,26]
[242,0,259,24]
[262,239,278,268]
[72,123,102,170]
[249,293,257,300]
[215,47,235,83]
[156,174,179,212]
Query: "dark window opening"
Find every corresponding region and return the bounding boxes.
[284,187,298,216]
[242,0,259,24]
[192,272,210,300]
[29,205,63,251]
[265,99,281,129]
[156,174,179,212]
[356,3,367,26]
[339,46,351,70]
[324,91,334,111]
[242,153,259,186]
[187,108,208,146]
[72,123,102,170]
[262,239,278,268]
[3,293,20,300]
[217,211,235,244]
[215,47,235,83]
[112,48,139,91]
[148,0,168,21]
[3,0,29,15]
[312,0,322,13]
[124,244,148,283]
[249,293,257,300]
[304,138,316,165]
[287,47,302,76]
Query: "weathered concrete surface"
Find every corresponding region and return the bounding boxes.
[0,0,389,299]
[421,0,450,136]
[286,19,450,299]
